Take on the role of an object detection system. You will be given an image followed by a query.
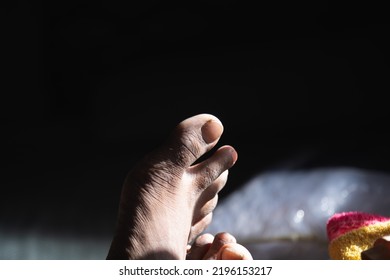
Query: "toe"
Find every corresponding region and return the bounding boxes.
[190,146,237,192]
[159,114,225,169]
[202,232,237,260]
[186,233,214,260]
[191,170,228,224]
[124,114,230,198]
[193,195,218,225]
[196,170,228,206]
[189,212,213,243]
[219,244,253,260]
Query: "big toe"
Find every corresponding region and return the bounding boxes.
[141,114,237,182]
[163,113,225,168]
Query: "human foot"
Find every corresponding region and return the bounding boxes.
[186,232,253,260]
[107,114,238,259]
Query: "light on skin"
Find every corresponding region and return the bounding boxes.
[106,114,250,260]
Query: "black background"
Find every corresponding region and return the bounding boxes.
[3,1,390,255]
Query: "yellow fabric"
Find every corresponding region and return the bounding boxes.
[328,220,390,260]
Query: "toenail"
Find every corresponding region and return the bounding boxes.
[201,120,223,144]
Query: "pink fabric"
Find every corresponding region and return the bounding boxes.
[326,211,390,242]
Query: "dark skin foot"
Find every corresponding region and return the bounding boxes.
[107,114,238,259]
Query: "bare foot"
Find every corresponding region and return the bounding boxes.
[186,232,253,260]
[107,114,238,259]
